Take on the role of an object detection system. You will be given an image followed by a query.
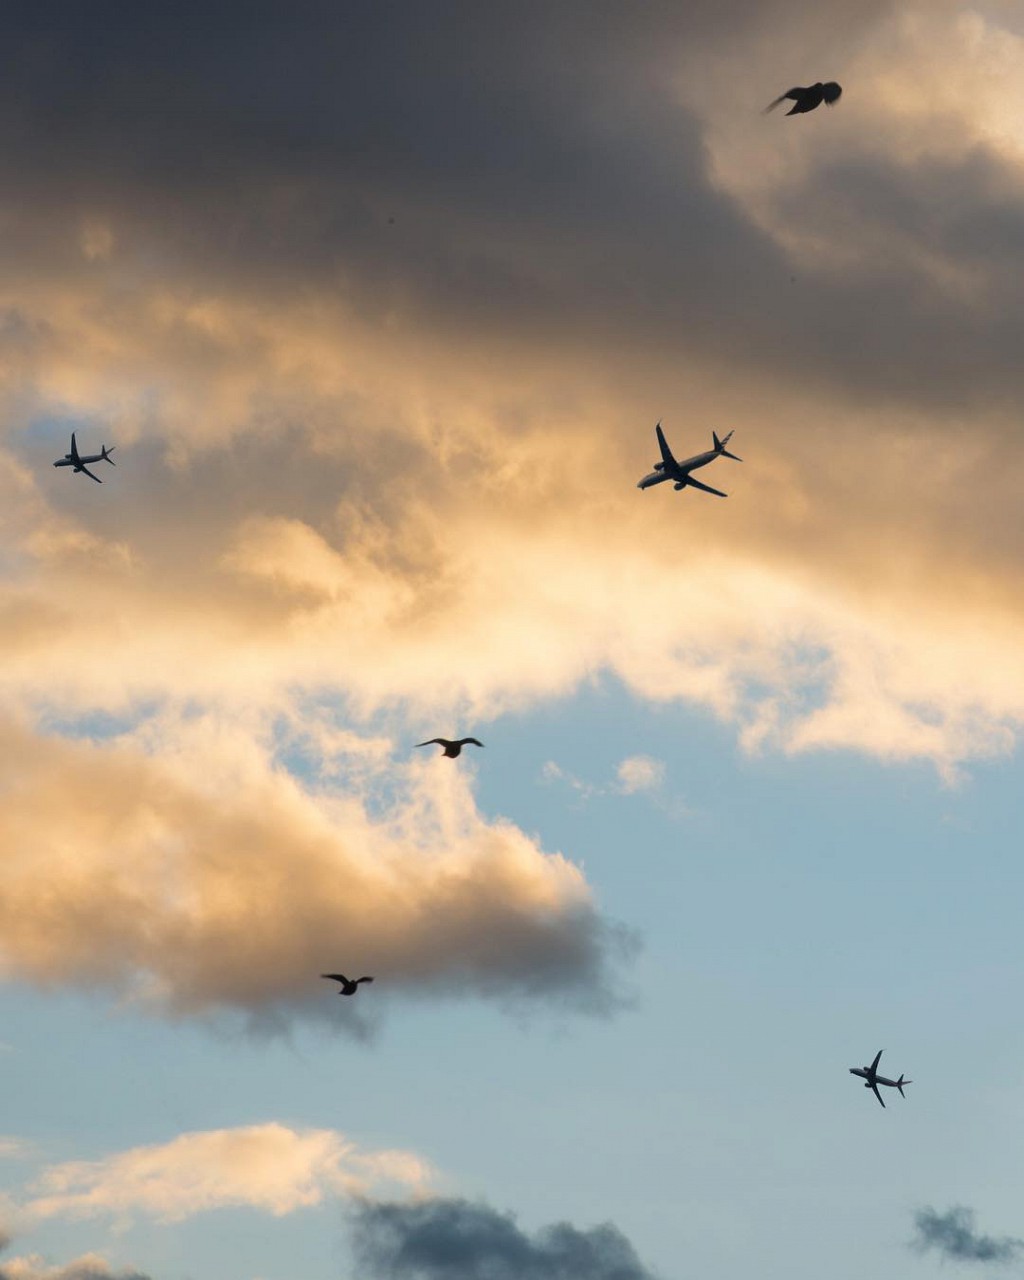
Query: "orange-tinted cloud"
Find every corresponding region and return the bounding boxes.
[3,1,1024,1034]
[0,716,626,1027]
[24,1123,430,1225]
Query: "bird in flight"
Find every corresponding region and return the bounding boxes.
[765,82,842,115]
[415,737,484,758]
[322,974,374,996]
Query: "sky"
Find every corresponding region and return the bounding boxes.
[2,1,1024,1277]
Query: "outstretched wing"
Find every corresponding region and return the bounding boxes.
[356,977,374,985]
[321,973,348,984]
[70,432,81,462]
[78,464,102,483]
[869,1049,884,1074]
[416,739,449,748]
[655,423,676,468]
[765,88,800,113]
[870,1081,886,1108]
[459,738,484,748]
[686,475,727,498]
[822,81,842,104]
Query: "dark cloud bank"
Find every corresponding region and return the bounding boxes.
[351,1197,658,1280]
[5,0,1021,418]
[913,1206,1023,1265]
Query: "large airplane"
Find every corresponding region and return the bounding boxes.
[53,432,116,483]
[636,423,740,496]
[849,1049,912,1108]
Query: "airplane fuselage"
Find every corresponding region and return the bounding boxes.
[848,1067,903,1089]
[53,453,106,469]
[637,449,718,490]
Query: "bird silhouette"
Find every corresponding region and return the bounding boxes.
[765,82,842,115]
[322,973,374,996]
[415,737,484,758]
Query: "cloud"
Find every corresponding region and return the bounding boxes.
[0,716,631,1030]
[23,1124,429,1227]
[0,0,1022,835]
[912,1206,1023,1264]
[614,756,665,795]
[350,1196,659,1280]
[0,1254,151,1280]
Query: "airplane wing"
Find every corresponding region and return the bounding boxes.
[78,464,103,484]
[70,432,80,463]
[870,1081,886,1108]
[655,423,676,468]
[686,475,727,497]
[870,1049,884,1073]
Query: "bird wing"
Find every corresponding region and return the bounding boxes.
[764,89,800,113]
[78,464,103,483]
[356,977,374,984]
[415,739,449,748]
[822,82,842,104]
[459,738,484,747]
[321,973,348,984]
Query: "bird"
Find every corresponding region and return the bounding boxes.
[321,974,374,996]
[415,737,484,758]
[765,82,842,115]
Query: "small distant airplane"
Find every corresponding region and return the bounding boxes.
[849,1049,911,1108]
[765,81,842,115]
[322,974,374,996]
[415,737,484,758]
[637,424,741,496]
[53,432,116,483]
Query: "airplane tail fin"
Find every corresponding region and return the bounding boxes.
[101,445,116,465]
[896,1075,911,1098]
[712,430,741,462]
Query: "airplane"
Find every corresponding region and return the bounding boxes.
[53,431,116,483]
[637,423,741,496]
[849,1049,912,1108]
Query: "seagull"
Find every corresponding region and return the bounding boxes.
[765,82,842,115]
[415,737,484,758]
[321,974,374,996]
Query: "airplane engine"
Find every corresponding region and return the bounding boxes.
[674,482,685,490]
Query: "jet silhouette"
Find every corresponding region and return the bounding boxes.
[849,1049,911,1108]
[415,737,484,758]
[322,974,374,996]
[52,431,116,483]
[637,424,740,497]
[765,82,842,115]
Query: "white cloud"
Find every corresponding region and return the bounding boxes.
[614,757,665,795]
[24,1123,430,1226]
[0,1252,149,1279]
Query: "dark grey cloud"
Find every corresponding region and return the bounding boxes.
[350,1196,658,1280]
[21,0,1017,425]
[913,1206,1024,1265]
